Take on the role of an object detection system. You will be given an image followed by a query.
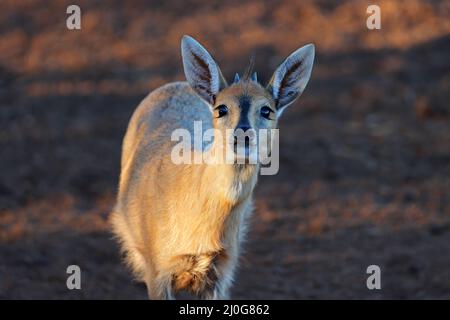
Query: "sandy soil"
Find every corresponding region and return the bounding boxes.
[0,0,449,299]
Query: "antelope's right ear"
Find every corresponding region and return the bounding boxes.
[181,35,227,105]
[267,44,315,117]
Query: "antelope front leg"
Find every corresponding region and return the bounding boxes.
[145,268,174,300]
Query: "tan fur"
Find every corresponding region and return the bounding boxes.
[111,82,260,299]
[111,36,314,299]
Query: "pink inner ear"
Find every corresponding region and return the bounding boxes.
[278,59,303,97]
[182,39,221,104]
[270,43,315,110]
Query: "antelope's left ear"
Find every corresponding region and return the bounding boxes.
[267,44,315,116]
[181,35,227,105]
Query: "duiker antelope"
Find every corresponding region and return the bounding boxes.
[111,35,314,299]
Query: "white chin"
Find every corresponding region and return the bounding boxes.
[234,146,258,164]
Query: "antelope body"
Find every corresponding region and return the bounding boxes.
[111,36,314,299]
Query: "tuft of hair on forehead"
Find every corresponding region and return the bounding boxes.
[242,53,255,81]
[233,54,259,85]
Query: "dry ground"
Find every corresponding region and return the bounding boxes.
[0,0,449,299]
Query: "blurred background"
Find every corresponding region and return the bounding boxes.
[0,0,449,299]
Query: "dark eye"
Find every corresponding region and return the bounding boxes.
[215,104,228,118]
[260,106,273,119]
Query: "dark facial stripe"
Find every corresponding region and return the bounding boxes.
[237,95,252,129]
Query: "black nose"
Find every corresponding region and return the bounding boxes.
[237,125,251,132]
[234,126,254,146]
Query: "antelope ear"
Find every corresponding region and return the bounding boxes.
[181,35,227,105]
[267,44,315,116]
